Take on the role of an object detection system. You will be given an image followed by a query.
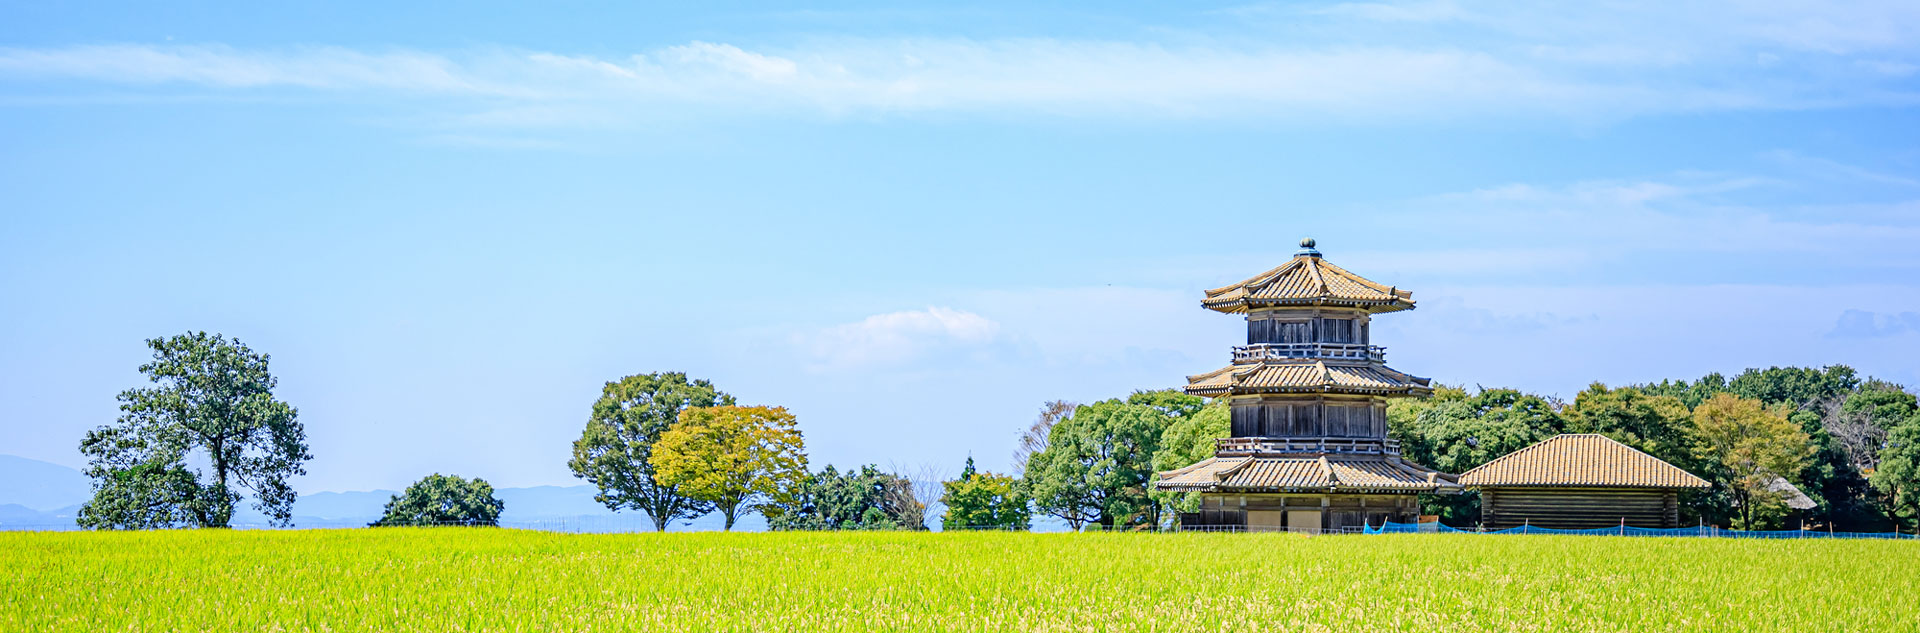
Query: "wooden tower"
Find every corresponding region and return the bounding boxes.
[1156,238,1458,532]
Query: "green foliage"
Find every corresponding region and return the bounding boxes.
[939,458,1031,531]
[77,332,309,529]
[1633,367,1912,530]
[10,530,1920,631]
[1564,384,1696,471]
[568,372,734,531]
[1148,401,1228,519]
[1125,389,1207,421]
[1394,389,1564,474]
[1726,365,1860,408]
[369,474,504,527]
[1390,388,1562,524]
[1843,384,1918,428]
[1637,373,1729,410]
[1023,399,1171,530]
[651,405,809,531]
[1691,394,1815,530]
[1799,425,1885,530]
[1870,418,1920,531]
[768,464,919,531]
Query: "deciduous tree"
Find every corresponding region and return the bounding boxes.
[77,333,309,529]
[370,474,504,527]
[1691,393,1814,530]
[1389,387,1561,524]
[651,405,808,530]
[569,372,733,531]
[1148,401,1228,521]
[1012,400,1077,474]
[770,464,919,530]
[1870,418,1920,531]
[1024,400,1170,530]
[1564,384,1694,471]
[940,457,1031,531]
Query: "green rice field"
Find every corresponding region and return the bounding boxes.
[4,529,1915,632]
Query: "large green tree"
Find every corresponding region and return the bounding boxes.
[77,332,310,529]
[1870,417,1920,532]
[651,405,809,530]
[1564,384,1695,472]
[569,372,734,532]
[1387,387,1561,524]
[940,457,1031,531]
[1691,393,1814,530]
[1398,388,1565,475]
[1147,401,1228,522]
[1727,365,1859,409]
[768,464,919,530]
[1638,366,1897,530]
[1024,399,1171,530]
[369,474,505,527]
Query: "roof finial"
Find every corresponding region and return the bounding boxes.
[1296,237,1321,257]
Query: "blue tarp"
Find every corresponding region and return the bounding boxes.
[1361,521,1917,539]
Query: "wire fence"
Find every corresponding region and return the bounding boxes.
[6,517,1916,539]
[1359,520,1920,540]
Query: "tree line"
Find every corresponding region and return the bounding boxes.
[1393,366,1920,531]
[71,332,1920,532]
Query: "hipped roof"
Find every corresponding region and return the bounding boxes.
[1458,434,1711,489]
[1185,360,1431,397]
[1156,455,1457,493]
[1202,253,1414,314]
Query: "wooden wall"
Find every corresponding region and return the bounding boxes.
[1230,397,1389,439]
[1190,493,1419,531]
[1246,308,1372,345]
[1480,487,1682,529]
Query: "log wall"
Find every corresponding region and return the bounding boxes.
[1480,487,1682,529]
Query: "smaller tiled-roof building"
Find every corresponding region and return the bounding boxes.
[1458,434,1711,529]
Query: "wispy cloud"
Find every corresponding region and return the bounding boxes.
[793,306,1009,370]
[1827,309,1920,338]
[2,1,1917,128]
[1395,174,1920,266]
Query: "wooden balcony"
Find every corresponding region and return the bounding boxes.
[1215,436,1401,456]
[1232,343,1385,363]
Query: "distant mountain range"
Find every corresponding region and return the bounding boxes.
[0,454,764,531]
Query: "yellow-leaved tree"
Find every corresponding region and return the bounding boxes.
[650,405,808,530]
[1691,393,1814,530]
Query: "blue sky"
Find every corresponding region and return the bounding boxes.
[2,1,1917,494]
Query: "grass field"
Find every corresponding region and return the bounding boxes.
[4,529,1916,632]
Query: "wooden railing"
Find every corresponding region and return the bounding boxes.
[1232,343,1384,363]
[1215,436,1400,456]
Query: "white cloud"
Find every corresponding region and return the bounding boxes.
[1385,175,1920,269]
[2,1,1918,128]
[794,306,1006,370]
[1310,1,1467,23]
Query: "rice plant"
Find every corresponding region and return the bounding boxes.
[4,529,1913,632]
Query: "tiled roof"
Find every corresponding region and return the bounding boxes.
[1156,455,1457,493]
[1185,360,1430,397]
[1457,434,1711,489]
[1202,254,1414,314]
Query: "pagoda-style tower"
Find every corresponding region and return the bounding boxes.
[1156,238,1458,532]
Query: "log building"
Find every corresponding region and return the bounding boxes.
[1457,434,1711,529]
[1156,239,1458,533]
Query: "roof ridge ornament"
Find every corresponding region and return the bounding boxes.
[1296,237,1321,258]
